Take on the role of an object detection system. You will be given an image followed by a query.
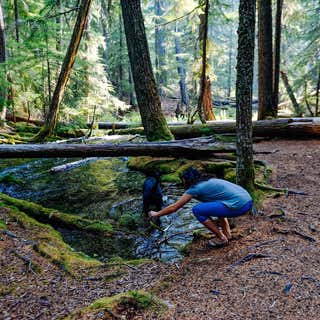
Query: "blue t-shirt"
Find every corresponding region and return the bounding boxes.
[185,178,252,209]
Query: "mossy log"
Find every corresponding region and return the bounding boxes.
[0,137,236,159]
[110,118,320,139]
[0,193,113,234]
[1,205,101,273]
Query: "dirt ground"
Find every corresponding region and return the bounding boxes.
[1,139,320,319]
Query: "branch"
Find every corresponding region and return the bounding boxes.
[255,182,308,196]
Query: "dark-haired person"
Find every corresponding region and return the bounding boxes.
[148,167,252,247]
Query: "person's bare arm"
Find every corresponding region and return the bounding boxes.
[149,194,192,218]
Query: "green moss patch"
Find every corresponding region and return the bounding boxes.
[65,290,167,320]
[0,193,113,234]
[2,205,101,274]
[0,219,7,230]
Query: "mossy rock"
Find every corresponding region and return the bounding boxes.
[0,193,113,234]
[224,168,236,182]
[2,205,101,274]
[64,290,167,320]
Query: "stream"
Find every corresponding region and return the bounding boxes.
[0,136,208,262]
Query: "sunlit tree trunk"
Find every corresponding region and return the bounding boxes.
[280,70,302,116]
[236,0,256,191]
[272,0,283,114]
[120,0,173,141]
[258,0,274,119]
[197,0,214,122]
[35,0,92,140]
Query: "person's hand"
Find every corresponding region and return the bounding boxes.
[148,211,158,218]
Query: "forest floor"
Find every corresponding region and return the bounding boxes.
[1,139,320,319]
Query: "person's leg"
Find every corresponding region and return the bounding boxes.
[193,203,230,242]
[202,219,228,242]
[218,218,232,240]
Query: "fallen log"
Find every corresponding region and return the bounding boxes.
[110,118,320,139]
[0,137,236,159]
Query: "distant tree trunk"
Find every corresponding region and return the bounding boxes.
[0,3,7,126]
[280,70,302,116]
[45,26,52,103]
[197,0,213,123]
[35,0,92,140]
[56,0,63,51]
[258,0,274,119]
[175,22,189,112]
[154,0,166,96]
[118,12,123,98]
[128,66,137,108]
[316,66,320,116]
[14,0,20,43]
[120,0,173,141]
[236,0,256,192]
[101,0,110,77]
[227,29,233,98]
[272,0,283,113]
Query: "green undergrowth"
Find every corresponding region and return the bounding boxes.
[1,204,101,274]
[0,219,7,230]
[64,290,167,320]
[0,193,113,234]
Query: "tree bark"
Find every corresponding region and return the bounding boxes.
[280,70,302,116]
[258,0,274,120]
[272,0,283,113]
[154,0,166,96]
[35,0,92,140]
[0,137,235,159]
[118,12,124,97]
[197,0,213,123]
[0,2,7,126]
[175,22,189,109]
[120,0,173,141]
[14,0,20,43]
[236,0,256,191]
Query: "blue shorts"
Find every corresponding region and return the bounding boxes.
[192,200,253,223]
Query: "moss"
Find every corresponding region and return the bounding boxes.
[0,219,7,230]
[205,161,236,178]
[65,290,167,320]
[0,193,113,234]
[3,204,101,274]
[179,242,192,256]
[224,168,236,182]
[0,174,24,186]
[118,214,138,230]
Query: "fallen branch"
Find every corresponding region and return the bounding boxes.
[255,182,308,196]
[272,227,316,242]
[227,253,271,272]
[50,157,103,173]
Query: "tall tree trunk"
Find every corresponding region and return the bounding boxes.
[120,0,173,141]
[258,0,274,119]
[128,66,137,108]
[197,0,214,123]
[56,0,63,51]
[45,26,52,103]
[101,0,110,78]
[14,0,20,43]
[272,0,283,113]
[280,70,302,116]
[0,3,7,126]
[227,29,233,98]
[175,22,189,110]
[118,12,123,98]
[154,0,166,96]
[236,0,256,192]
[35,0,92,140]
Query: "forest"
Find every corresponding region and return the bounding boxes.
[0,0,319,319]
